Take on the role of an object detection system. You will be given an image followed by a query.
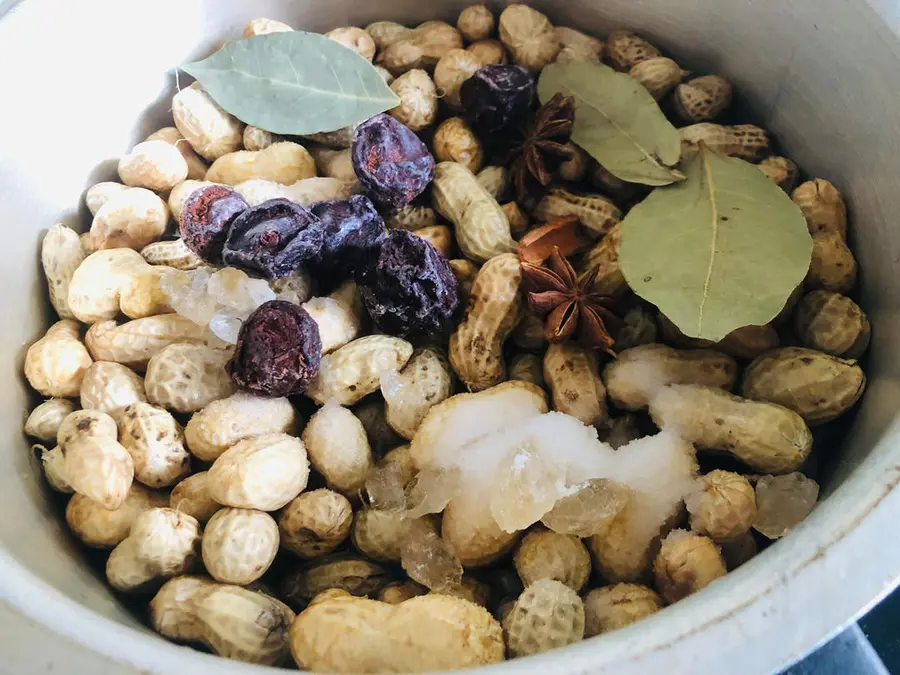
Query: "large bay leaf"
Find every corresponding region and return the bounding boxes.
[619,146,812,341]
[182,32,399,135]
[538,61,683,186]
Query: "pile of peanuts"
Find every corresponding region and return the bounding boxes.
[22,4,867,672]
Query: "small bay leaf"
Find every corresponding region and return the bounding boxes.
[537,61,684,186]
[182,32,399,135]
[619,145,813,342]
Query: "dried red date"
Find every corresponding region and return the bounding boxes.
[460,64,535,136]
[179,185,248,264]
[357,230,460,338]
[309,195,387,276]
[228,300,322,397]
[351,114,435,209]
[222,198,323,279]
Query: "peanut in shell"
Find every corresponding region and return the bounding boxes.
[741,347,866,425]
[794,291,870,359]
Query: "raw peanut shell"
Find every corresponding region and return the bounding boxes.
[674,75,733,122]
[603,343,737,410]
[543,343,608,427]
[792,179,847,239]
[449,254,522,391]
[741,347,866,425]
[806,231,857,293]
[629,57,682,100]
[657,314,780,360]
[533,188,622,239]
[578,223,628,298]
[680,123,769,162]
[758,156,799,192]
[289,593,504,672]
[794,290,870,358]
[649,384,813,474]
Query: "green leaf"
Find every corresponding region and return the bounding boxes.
[538,61,684,186]
[182,32,399,135]
[619,146,813,341]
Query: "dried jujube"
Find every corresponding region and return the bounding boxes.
[179,185,249,264]
[351,114,435,209]
[460,64,535,136]
[357,229,460,338]
[222,198,323,279]
[310,195,387,275]
[228,300,322,397]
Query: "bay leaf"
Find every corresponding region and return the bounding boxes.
[182,32,399,135]
[618,145,813,342]
[537,61,684,186]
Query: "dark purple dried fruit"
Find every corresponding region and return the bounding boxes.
[351,114,435,209]
[222,198,323,279]
[228,300,322,397]
[309,195,387,276]
[460,64,535,136]
[357,230,460,338]
[179,185,248,264]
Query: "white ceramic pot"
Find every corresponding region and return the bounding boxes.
[2,0,900,672]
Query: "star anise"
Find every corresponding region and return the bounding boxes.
[521,247,620,352]
[508,93,576,203]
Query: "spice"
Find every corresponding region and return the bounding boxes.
[521,247,619,351]
[507,93,576,203]
[517,216,589,265]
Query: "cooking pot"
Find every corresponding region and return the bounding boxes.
[2,0,900,672]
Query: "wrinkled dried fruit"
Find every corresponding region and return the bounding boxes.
[309,195,387,276]
[223,198,323,279]
[460,64,535,136]
[179,185,248,264]
[358,230,460,338]
[228,300,322,397]
[351,114,435,208]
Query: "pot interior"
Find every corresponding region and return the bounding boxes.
[2,0,900,673]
